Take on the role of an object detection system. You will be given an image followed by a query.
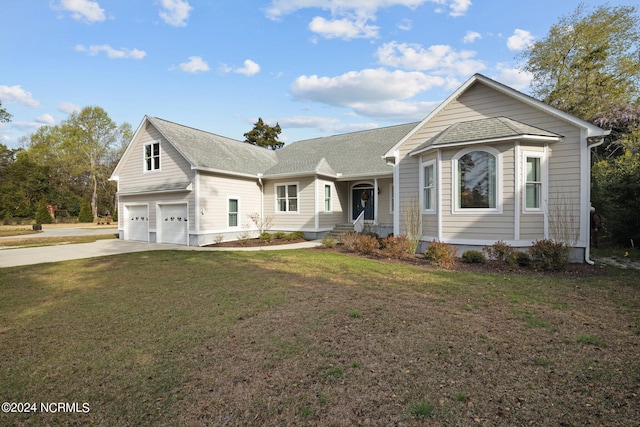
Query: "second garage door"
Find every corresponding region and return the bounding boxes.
[159,203,188,245]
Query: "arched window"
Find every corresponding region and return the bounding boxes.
[453,148,500,211]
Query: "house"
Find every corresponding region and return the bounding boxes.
[110,73,608,262]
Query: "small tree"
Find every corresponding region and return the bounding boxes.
[78,200,93,223]
[34,200,53,224]
[243,118,284,150]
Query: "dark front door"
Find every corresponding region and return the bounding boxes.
[352,188,374,221]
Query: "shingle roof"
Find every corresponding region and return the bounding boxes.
[148,116,278,176]
[266,122,418,178]
[410,117,563,155]
[150,116,418,178]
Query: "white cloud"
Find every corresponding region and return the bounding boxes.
[309,16,379,39]
[54,0,106,23]
[349,99,441,121]
[75,44,146,59]
[179,56,210,73]
[58,102,81,114]
[220,59,261,76]
[376,42,485,76]
[493,65,533,91]
[398,18,412,31]
[507,29,535,51]
[35,114,56,125]
[159,0,192,27]
[463,30,481,44]
[291,68,445,107]
[0,85,40,108]
[447,0,471,17]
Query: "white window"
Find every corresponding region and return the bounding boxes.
[524,154,544,211]
[228,199,238,227]
[324,184,331,212]
[276,183,298,213]
[144,142,160,172]
[453,148,501,213]
[423,162,436,211]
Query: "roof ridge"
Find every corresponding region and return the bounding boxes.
[148,116,245,143]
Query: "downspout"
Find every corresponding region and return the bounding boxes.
[584,133,609,265]
[257,173,264,227]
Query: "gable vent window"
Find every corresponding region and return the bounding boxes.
[145,142,160,172]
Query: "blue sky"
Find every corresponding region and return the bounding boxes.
[0,0,636,149]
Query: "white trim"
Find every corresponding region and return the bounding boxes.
[374,178,379,225]
[314,179,319,230]
[521,150,546,214]
[436,149,442,241]
[451,146,503,214]
[514,143,520,241]
[411,135,561,156]
[389,183,394,214]
[579,129,590,248]
[194,172,200,233]
[227,197,240,229]
[392,151,400,235]
[143,141,162,173]
[274,182,300,214]
[420,159,437,214]
[543,144,550,238]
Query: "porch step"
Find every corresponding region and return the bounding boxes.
[327,223,355,239]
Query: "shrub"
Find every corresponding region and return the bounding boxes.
[34,200,53,224]
[354,234,380,255]
[338,232,359,252]
[424,240,458,268]
[380,234,412,259]
[272,231,286,240]
[461,250,485,264]
[514,251,531,267]
[321,235,336,248]
[284,231,305,241]
[482,240,516,266]
[78,200,93,223]
[529,239,571,271]
[259,232,272,242]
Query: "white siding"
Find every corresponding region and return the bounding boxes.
[264,177,316,231]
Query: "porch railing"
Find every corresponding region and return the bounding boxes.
[353,210,365,233]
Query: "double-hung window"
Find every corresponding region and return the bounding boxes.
[423,162,436,211]
[525,156,542,210]
[276,184,298,213]
[324,185,331,212]
[228,199,239,227]
[144,142,160,172]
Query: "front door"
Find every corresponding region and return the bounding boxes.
[352,187,374,221]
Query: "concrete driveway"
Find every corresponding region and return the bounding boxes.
[0,225,321,268]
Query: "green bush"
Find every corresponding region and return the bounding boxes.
[34,200,53,224]
[321,235,336,248]
[380,234,412,259]
[424,240,458,268]
[482,240,516,266]
[354,234,380,255]
[514,251,531,267]
[272,231,286,240]
[259,232,272,242]
[529,239,571,271]
[78,200,93,223]
[461,250,485,264]
[284,231,305,241]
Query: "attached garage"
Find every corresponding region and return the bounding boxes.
[125,205,149,242]
[158,203,189,245]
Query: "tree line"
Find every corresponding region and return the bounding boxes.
[0,106,130,223]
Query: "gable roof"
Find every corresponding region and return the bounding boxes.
[410,117,563,155]
[384,73,609,160]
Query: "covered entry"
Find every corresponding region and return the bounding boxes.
[158,203,188,245]
[125,205,149,242]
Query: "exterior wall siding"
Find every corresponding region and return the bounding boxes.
[264,177,317,232]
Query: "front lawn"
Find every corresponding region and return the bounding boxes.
[0,250,638,426]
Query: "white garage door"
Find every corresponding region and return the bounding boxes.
[159,204,188,245]
[125,205,149,242]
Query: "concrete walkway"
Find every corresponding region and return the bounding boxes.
[0,238,322,268]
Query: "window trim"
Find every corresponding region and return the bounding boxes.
[275,182,299,214]
[522,151,545,214]
[323,184,332,213]
[389,183,394,214]
[143,141,161,173]
[421,160,437,213]
[228,197,239,228]
[451,146,503,214]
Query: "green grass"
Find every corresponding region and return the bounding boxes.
[0,249,638,426]
[0,233,117,247]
